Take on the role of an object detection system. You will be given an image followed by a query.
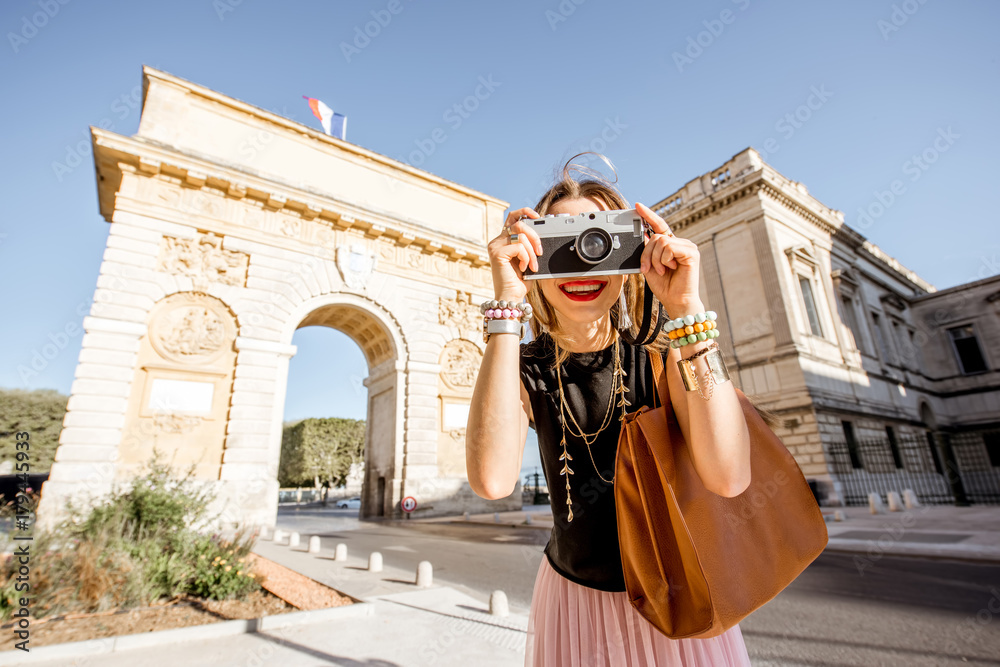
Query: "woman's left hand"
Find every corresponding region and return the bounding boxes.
[635,202,704,315]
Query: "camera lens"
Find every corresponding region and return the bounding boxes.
[575,228,613,264]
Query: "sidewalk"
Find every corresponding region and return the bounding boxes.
[8,535,529,667]
[820,503,1000,563]
[413,502,1000,564]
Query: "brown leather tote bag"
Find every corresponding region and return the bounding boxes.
[615,349,828,639]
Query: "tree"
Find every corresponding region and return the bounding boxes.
[278,417,365,504]
[0,388,69,472]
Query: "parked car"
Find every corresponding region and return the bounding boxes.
[336,496,361,509]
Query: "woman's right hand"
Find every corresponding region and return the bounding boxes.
[487,207,544,300]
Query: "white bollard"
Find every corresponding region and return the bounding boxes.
[525,513,533,525]
[288,531,300,548]
[886,491,903,512]
[464,511,470,521]
[273,528,286,544]
[416,560,433,587]
[903,489,922,509]
[868,493,885,515]
[490,590,510,617]
[369,552,383,573]
[308,536,321,554]
[834,510,845,522]
[335,543,348,561]
[494,512,501,523]
[259,525,271,541]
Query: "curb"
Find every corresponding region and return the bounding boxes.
[823,540,1000,565]
[446,520,551,530]
[0,601,374,666]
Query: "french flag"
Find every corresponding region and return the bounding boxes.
[303,96,347,140]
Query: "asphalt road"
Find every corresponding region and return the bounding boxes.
[277,505,1000,666]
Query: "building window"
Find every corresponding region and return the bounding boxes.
[926,431,944,475]
[985,433,1000,468]
[885,426,903,469]
[838,295,863,352]
[842,421,862,469]
[891,320,912,368]
[871,312,891,362]
[799,277,824,337]
[948,325,989,375]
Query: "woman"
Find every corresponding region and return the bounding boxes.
[466,158,753,666]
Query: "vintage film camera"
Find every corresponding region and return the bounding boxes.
[523,209,660,280]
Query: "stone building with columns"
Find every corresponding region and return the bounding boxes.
[651,148,1000,505]
[37,67,521,529]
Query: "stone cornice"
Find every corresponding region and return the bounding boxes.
[92,128,491,269]
[653,150,935,296]
[757,179,840,236]
[655,178,762,235]
[653,167,844,238]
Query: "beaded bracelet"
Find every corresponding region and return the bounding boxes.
[665,310,720,349]
[480,299,533,324]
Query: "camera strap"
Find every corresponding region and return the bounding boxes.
[618,280,664,347]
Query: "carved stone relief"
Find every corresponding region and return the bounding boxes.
[149,293,237,364]
[158,232,249,291]
[440,339,482,391]
[152,413,204,434]
[439,292,480,336]
[140,177,490,291]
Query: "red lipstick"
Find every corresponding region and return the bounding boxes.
[558,280,607,302]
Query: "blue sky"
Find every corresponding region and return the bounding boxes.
[1,0,997,482]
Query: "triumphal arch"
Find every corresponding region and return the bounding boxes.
[38,66,520,528]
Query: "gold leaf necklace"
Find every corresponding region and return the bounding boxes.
[554,330,630,522]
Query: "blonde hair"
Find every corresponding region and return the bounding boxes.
[526,156,671,365]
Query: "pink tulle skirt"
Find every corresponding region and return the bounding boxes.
[525,557,752,667]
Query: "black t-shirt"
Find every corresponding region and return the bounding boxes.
[519,332,664,592]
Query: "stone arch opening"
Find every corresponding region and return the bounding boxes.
[280,296,406,519]
[279,326,368,506]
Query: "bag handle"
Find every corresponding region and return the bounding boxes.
[647,347,668,409]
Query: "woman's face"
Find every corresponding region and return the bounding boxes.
[537,196,626,326]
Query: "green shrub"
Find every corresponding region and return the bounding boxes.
[189,531,259,600]
[0,388,68,472]
[0,457,261,620]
